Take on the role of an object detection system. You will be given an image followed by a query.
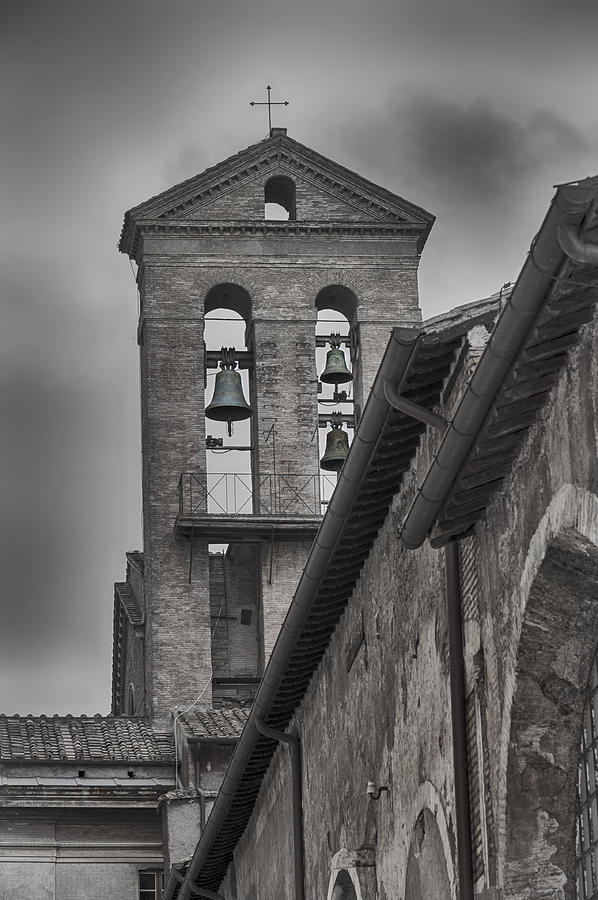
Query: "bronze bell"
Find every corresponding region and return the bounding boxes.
[206,348,252,436]
[320,337,353,385]
[320,417,350,471]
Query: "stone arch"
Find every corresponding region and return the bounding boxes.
[326,849,377,900]
[496,485,598,890]
[315,284,359,324]
[404,809,453,900]
[402,781,455,900]
[501,524,598,898]
[204,282,252,323]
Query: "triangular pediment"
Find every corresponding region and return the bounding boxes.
[119,131,434,256]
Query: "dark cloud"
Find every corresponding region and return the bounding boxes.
[2,0,597,715]
[398,97,589,207]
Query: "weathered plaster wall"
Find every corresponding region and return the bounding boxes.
[222,449,455,899]
[474,312,598,898]
[221,312,598,900]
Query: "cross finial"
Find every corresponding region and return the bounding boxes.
[250,85,289,136]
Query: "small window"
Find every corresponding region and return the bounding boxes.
[139,871,162,900]
[264,175,296,220]
[240,609,252,625]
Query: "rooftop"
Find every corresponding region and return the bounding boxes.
[0,715,174,762]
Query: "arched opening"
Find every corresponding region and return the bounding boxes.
[203,285,262,701]
[204,282,252,323]
[264,175,296,220]
[331,869,358,900]
[404,809,452,900]
[315,286,358,501]
[503,529,598,899]
[315,284,358,325]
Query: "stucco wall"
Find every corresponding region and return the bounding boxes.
[0,808,163,900]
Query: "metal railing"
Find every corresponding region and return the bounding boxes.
[178,472,338,518]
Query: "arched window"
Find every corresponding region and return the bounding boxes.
[264,175,296,220]
[331,870,357,900]
[405,810,451,900]
[577,648,598,898]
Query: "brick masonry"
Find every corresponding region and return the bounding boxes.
[128,154,426,726]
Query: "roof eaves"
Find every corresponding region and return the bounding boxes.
[400,179,598,550]
[119,132,435,257]
[168,298,495,899]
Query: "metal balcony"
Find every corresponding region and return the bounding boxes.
[175,472,337,541]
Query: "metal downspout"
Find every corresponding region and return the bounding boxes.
[169,328,423,900]
[446,540,473,900]
[255,718,305,900]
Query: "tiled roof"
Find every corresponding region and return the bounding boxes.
[430,259,598,544]
[179,708,248,740]
[0,716,174,762]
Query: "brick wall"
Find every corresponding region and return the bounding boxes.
[135,164,424,724]
[209,546,260,685]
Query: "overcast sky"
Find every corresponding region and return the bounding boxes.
[1,0,597,714]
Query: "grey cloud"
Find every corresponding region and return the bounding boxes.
[162,142,212,189]
[398,97,589,208]
[339,96,590,213]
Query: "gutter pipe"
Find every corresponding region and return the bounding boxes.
[557,223,598,265]
[399,182,596,550]
[445,540,473,900]
[171,328,423,900]
[255,718,304,900]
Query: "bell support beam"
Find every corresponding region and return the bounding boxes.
[205,349,254,370]
[318,413,354,428]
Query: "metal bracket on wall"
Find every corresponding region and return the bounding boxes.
[383,380,447,431]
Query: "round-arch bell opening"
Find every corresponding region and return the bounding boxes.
[204,283,252,330]
[315,284,358,325]
[203,284,253,458]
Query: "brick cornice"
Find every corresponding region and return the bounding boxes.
[128,219,426,263]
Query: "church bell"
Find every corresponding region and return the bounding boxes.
[319,337,353,385]
[205,348,252,436]
[320,415,350,472]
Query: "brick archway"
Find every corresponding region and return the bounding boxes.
[503,530,598,898]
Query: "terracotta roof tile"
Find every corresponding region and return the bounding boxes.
[179,708,248,740]
[0,715,174,762]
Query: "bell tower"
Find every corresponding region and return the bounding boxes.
[116,129,434,725]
